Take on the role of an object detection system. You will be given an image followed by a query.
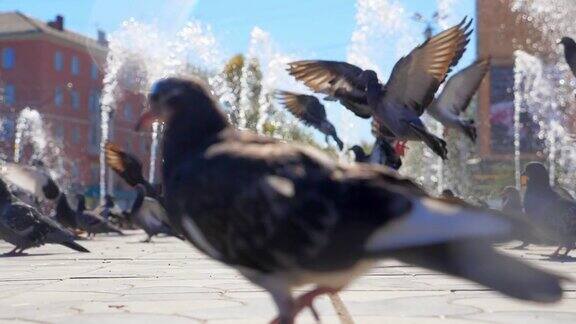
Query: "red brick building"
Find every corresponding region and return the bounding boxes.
[0,12,151,199]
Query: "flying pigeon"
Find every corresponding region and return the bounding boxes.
[275,90,344,150]
[0,162,60,201]
[135,77,565,323]
[0,178,88,255]
[427,58,490,142]
[559,37,576,80]
[75,194,124,237]
[127,184,182,242]
[364,18,472,159]
[105,142,158,195]
[523,162,576,257]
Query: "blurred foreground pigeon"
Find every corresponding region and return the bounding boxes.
[276,91,344,150]
[560,37,576,80]
[135,77,565,323]
[75,195,124,237]
[127,184,182,242]
[523,162,576,257]
[0,178,88,255]
[427,58,490,141]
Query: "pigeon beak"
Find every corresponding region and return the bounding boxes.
[135,110,160,131]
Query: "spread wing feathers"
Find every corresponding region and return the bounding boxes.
[287,60,366,98]
[275,91,327,127]
[0,163,58,200]
[435,58,490,116]
[105,142,145,187]
[384,18,472,115]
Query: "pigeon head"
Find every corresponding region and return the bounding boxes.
[522,162,549,184]
[136,77,228,133]
[559,37,575,47]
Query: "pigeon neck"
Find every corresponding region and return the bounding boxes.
[77,198,86,213]
[162,106,229,180]
[131,188,145,215]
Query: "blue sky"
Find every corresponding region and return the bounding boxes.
[0,0,477,143]
[0,0,476,63]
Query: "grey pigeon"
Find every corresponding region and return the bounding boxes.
[0,162,60,201]
[75,194,124,237]
[560,37,576,80]
[135,77,565,324]
[127,184,182,242]
[275,90,343,150]
[349,139,402,170]
[0,178,88,255]
[523,162,576,257]
[427,58,490,142]
[365,18,472,160]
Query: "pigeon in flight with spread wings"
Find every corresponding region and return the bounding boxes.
[275,90,344,150]
[427,58,490,142]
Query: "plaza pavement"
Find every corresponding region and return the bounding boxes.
[0,231,575,323]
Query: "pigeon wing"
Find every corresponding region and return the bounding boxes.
[383,18,472,115]
[434,58,490,116]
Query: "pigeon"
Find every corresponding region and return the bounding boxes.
[105,142,159,195]
[127,184,182,242]
[364,18,472,160]
[136,77,565,323]
[523,162,576,257]
[54,193,79,231]
[0,178,88,255]
[275,91,344,150]
[290,19,472,160]
[349,139,402,170]
[286,60,381,119]
[0,162,60,201]
[369,118,404,169]
[559,37,576,80]
[426,58,490,142]
[94,194,124,221]
[75,194,124,237]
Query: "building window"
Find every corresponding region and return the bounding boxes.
[55,124,65,141]
[71,56,80,75]
[71,90,80,110]
[89,124,99,147]
[3,84,15,105]
[91,63,98,79]
[0,118,14,140]
[89,90,100,112]
[54,87,63,107]
[54,51,63,71]
[2,48,15,69]
[72,126,80,143]
[123,103,133,120]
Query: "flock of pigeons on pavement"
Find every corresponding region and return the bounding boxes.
[3,18,576,323]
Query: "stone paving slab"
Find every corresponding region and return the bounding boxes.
[0,231,575,323]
